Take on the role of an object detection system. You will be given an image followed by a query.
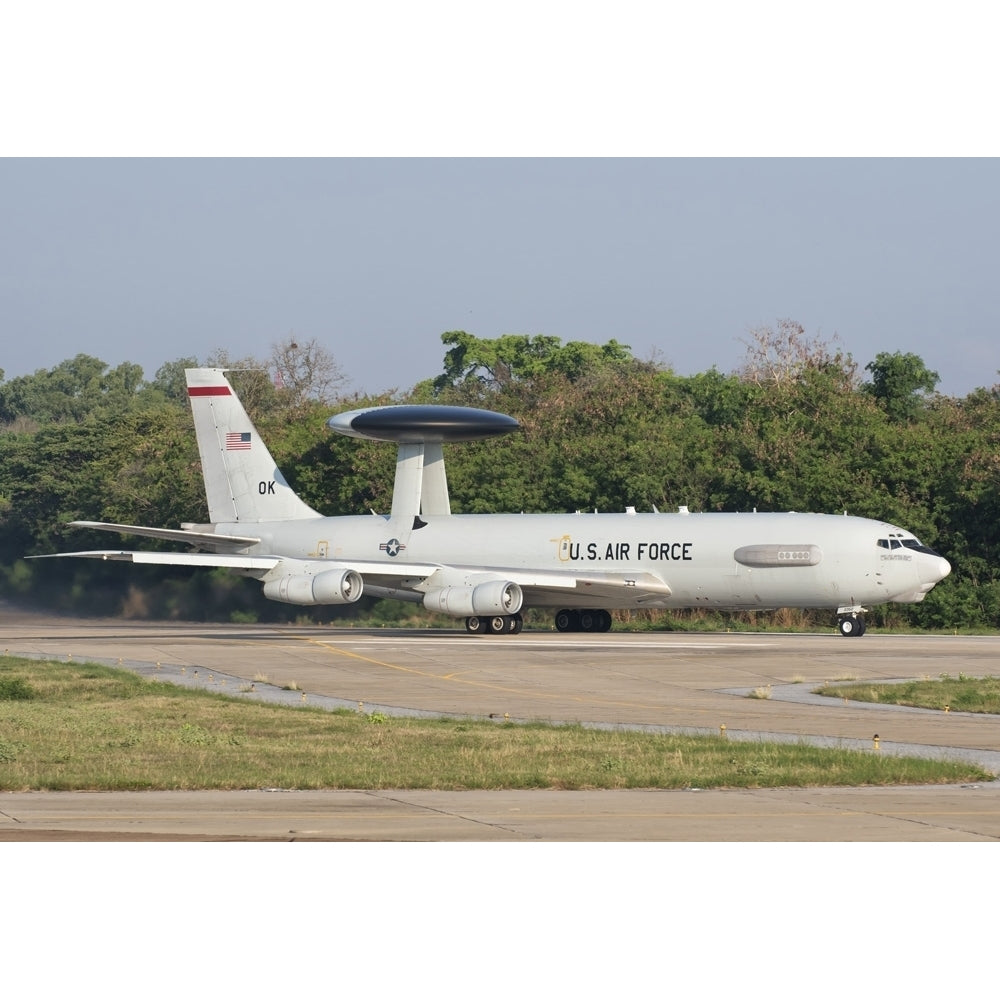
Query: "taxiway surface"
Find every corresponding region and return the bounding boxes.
[2,606,999,841]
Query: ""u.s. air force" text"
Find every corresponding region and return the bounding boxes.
[555,536,693,562]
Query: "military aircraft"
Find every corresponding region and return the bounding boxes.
[37,368,952,637]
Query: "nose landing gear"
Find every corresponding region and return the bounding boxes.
[837,612,867,637]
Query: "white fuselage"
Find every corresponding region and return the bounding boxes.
[220,510,950,612]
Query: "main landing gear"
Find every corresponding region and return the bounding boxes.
[464,609,615,635]
[837,612,867,637]
[554,609,613,633]
[466,614,523,635]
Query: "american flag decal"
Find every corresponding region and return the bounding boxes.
[226,432,251,450]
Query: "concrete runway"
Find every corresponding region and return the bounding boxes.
[2,605,999,841]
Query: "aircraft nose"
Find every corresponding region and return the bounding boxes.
[922,556,952,585]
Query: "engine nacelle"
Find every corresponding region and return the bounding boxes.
[262,568,364,606]
[422,580,523,617]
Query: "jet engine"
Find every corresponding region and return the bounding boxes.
[422,580,523,617]
[262,568,364,606]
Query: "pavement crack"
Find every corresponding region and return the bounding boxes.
[366,790,541,839]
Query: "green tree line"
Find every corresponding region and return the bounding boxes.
[2,326,998,630]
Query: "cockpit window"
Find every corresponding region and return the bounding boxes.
[901,538,941,556]
[878,534,940,556]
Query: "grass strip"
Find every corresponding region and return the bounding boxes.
[816,675,1000,713]
[1,656,993,790]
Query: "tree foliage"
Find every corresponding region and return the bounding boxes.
[0,355,147,424]
[863,350,940,422]
[431,331,635,394]
[271,336,350,408]
[737,319,858,389]
[2,326,999,631]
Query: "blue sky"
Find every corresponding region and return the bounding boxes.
[2,157,997,399]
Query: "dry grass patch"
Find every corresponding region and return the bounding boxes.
[816,674,1000,713]
[1,656,993,791]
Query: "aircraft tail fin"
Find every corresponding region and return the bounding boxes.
[185,368,321,524]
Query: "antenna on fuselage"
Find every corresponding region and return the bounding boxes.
[327,404,520,522]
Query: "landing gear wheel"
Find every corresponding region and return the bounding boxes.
[555,609,580,632]
[597,610,613,632]
[579,612,596,632]
[468,614,523,636]
[838,614,866,637]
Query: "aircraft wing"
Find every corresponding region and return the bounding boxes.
[328,563,672,609]
[363,565,672,605]
[31,538,669,605]
[509,569,672,604]
[30,548,445,579]
[28,550,281,570]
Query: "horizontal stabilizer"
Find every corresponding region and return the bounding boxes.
[67,520,261,549]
